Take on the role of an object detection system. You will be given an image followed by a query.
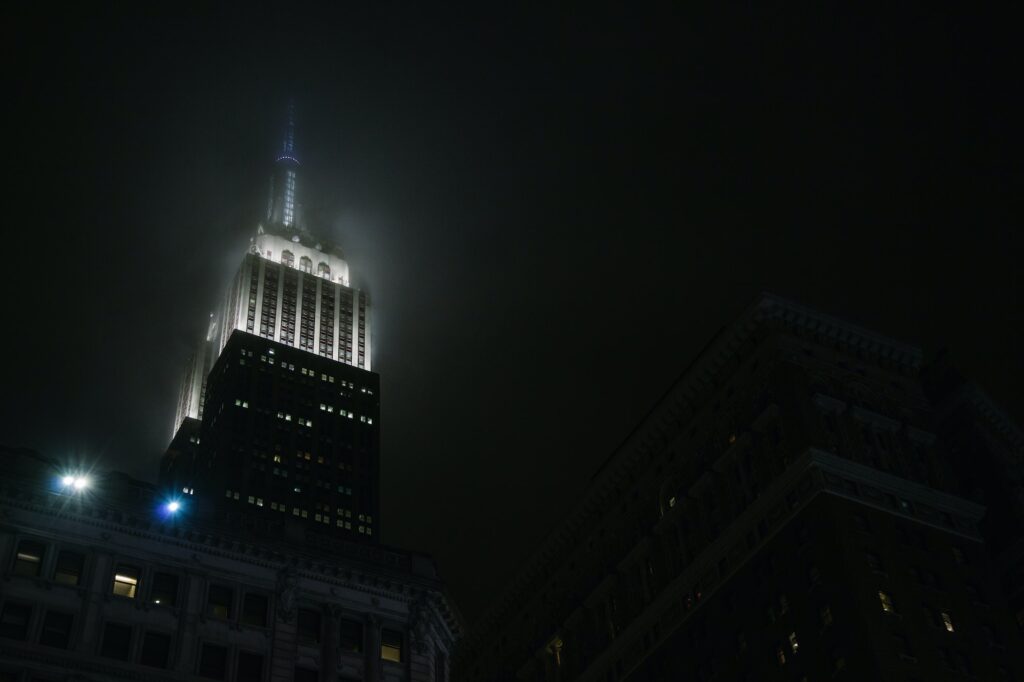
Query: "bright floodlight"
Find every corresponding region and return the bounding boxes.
[166,501,181,513]
[61,475,75,486]
[72,476,89,491]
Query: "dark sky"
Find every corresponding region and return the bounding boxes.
[6,4,1022,623]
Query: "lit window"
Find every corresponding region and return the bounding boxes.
[776,646,786,665]
[668,496,676,508]
[13,540,45,576]
[381,629,403,662]
[789,631,799,653]
[319,403,326,411]
[941,612,955,632]
[879,591,895,613]
[112,565,140,598]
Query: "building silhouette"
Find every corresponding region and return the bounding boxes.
[455,295,1024,681]
[0,107,460,681]
[163,104,379,542]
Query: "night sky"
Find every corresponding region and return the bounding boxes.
[7,5,1022,624]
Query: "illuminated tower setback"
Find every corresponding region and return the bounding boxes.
[162,106,379,543]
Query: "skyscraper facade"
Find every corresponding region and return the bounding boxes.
[454,295,1024,682]
[162,107,379,542]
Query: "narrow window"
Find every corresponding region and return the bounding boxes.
[53,550,84,585]
[788,631,799,653]
[13,540,45,576]
[241,593,268,627]
[100,622,132,660]
[236,651,264,680]
[0,602,31,640]
[207,585,232,619]
[150,573,179,607]
[297,608,321,642]
[820,605,833,626]
[140,631,172,668]
[776,645,786,665]
[112,565,140,598]
[381,628,403,663]
[294,667,319,682]
[878,590,895,613]
[39,611,74,649]
[339,618,363,653]
[198,643,228,679]
[941,611,955,632]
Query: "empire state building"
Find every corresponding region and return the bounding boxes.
[163,105,380,542]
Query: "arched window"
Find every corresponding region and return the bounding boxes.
[318,262,330,279]
[299,256,312,274]
[281,250,295,268]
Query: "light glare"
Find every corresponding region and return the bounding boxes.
[166,501,181,513]
[72,476,89,490]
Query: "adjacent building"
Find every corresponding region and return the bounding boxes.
[454,294,1024,681]
[0,446,459,682]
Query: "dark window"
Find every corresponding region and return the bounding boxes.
[339,618,363,653]
[198,643,228,679]
[241,593,268,627]
[297,608,321,642]
[151,573,179,607]
[207,585,233,619]
[0,602,31,639]
[139,631,172,668]
[236,651,264,680]
[294,667,319,682]
[435,651,447,682]
[53,550,84,586]
[381,628,402,662]
[39,611,73,648]
[100,623,132,660]
[13,540,45,576]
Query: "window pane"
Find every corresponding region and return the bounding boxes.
[0,602,31,640]
[54,550,84,586]
[241,593,268,627]
[294,667,318,682]
[236,651,264,680]
[140,631,172,668]
[100,623,132,660]
[198,643,228,679]
[297,608,321,642]
[381,629,402,663]
[151,573,179,607]
[339,618,363,653]
[13,540,45,577]
[112,565,140,598]
[207,585,233,619]
[39,611,73,649]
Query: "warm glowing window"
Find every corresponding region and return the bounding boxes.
[878,590,895,613]
[941,611,955,632]
[13,540,45,576]
[776,646,786,665]
[788,631,799,653]
[112,565,140,598]
[381,628,403,662]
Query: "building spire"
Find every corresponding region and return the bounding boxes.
[279,100,298,163]
[267,101,302,228]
